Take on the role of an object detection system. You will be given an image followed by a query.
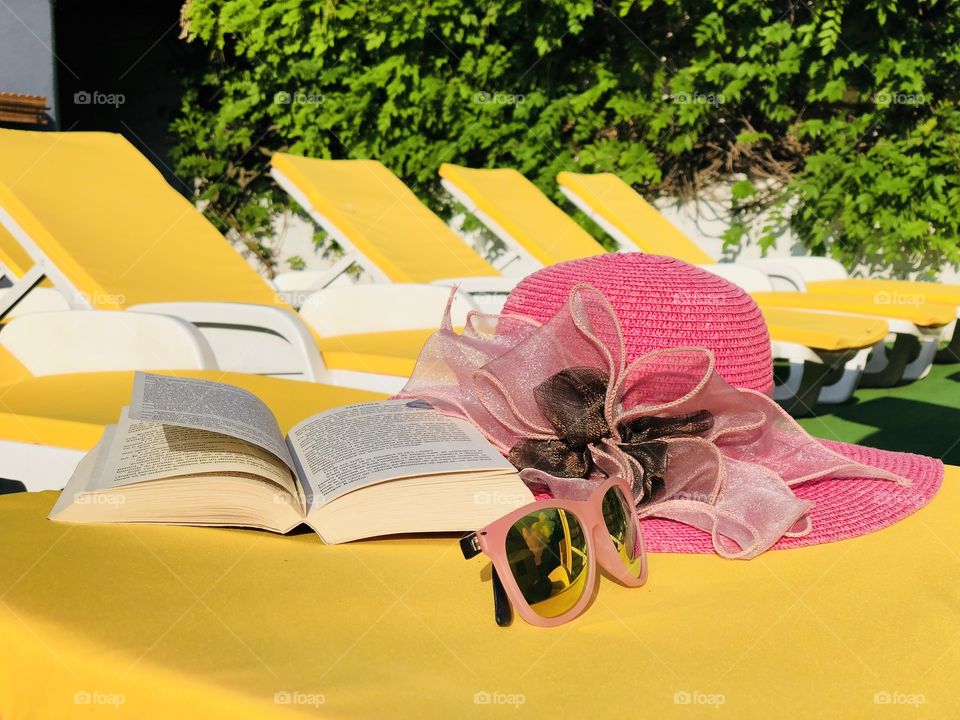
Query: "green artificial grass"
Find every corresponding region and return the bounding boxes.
[797,363,960,463]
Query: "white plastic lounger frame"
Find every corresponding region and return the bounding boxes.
[699,265,944,383]
[292,284,482,394]
[272,272,519,313]
[128,301,331,382]
[0,204,104,320]
[1,310,218,376]
[131,300,412,394]
[0,310,220,492]
[298,284,478,337]
[0,217,336,382]
[700,264,880,406]
[742,255,960,373]
[0,440,85,493]
[0,285,70,317]
[0,207,330,382]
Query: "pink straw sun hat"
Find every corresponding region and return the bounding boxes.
[504,254,774,395]
[501,253,943,553]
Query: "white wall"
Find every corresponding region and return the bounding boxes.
[0,0,57,124]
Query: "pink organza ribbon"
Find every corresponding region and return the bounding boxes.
[398,285,908,559]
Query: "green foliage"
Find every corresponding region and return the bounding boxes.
[172,0,960,276]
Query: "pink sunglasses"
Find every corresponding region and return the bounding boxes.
[460,478,648,627]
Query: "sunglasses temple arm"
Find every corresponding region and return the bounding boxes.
[461,532,512,627]
[491,567,513,627]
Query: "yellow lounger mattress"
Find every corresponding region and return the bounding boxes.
[556,171,960,321]
[760,308,888,351]
[751,292,955,328]
[272,153,497,283]
[0,466,957,717]
[440,162,605,265]
[0,370,386,449]
[807,278,960,308]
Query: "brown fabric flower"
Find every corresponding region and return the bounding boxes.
[508,367,714,504]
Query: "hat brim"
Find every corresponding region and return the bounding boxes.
[641,440,944,553]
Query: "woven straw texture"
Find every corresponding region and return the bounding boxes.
[640,440,943,552]
[503,253,774,395]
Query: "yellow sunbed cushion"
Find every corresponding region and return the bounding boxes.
[556,172,953,328]
[0,223,55,289]
[440,163,606,265]
[557,170,714,264]
[0,130,284,309]
[0,412,104,451]
[761,308,888,351]
[752,292,955,328]
[807,278,960,308]
[559,172,960,318]
[1,468,958,717]
[0,345,31,385]
[316,328,436,377]
[0,370,386,449]
[271,154,497,283]
[0,222,34,278]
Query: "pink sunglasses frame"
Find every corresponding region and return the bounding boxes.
[460,478,648,627]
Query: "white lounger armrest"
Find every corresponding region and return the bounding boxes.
[430,276,520,313]
[0,439,86,492]
[744,257,850,288]
[0,310,218,376]
[299,284,479,336]
[0,286,71,317]
[430,276,521,294]
[694,263,776,293]
[128,301,330,383]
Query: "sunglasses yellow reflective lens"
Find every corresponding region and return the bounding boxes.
[504,508,589,618]
[602,485,644,578]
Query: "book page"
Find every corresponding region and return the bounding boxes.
[49,422,306,529]
[288,399,515,511]
[92,409,301,503]
[49,428,112,517]
[129,372,294,472]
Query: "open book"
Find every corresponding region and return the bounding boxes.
[50,373,532,543]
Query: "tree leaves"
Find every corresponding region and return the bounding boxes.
[172,0,960,277]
